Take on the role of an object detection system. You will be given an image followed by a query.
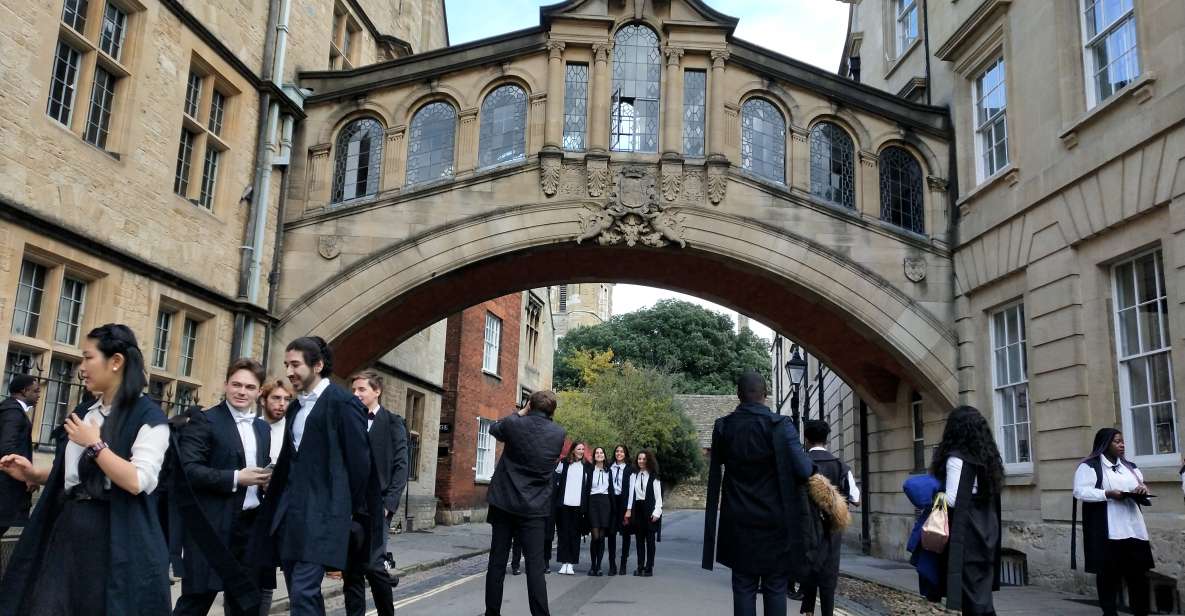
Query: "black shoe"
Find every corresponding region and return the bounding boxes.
[633,569,643,576]
[544,566,551,575]
[608,564,617,576]
[511,567,521,576]
[787,589,804,601]
[642,568,652,577]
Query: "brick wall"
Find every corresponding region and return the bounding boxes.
[435,293,522,524]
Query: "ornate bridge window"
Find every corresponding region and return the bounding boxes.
[878,146,925,234]
[682,69,707,157]
[809,122,855,208]
[478,84,527,167]
[331,117,384,204]
[740,97,785,184]
[405,101,456,186]
[610,24,660,153]
[563,63,589,151]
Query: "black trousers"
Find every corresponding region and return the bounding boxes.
[173,507,269,616]
[732,570,789,616]
[1097,538,1152,616]
[282,560,327,616]
[343,518,394,616]
[555,505,582,564]
[632,516,656,570]
[485,506,550,616]
[544,515,555,564]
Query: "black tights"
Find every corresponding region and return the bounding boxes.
[609,530,630,569]
[589,528,606,571]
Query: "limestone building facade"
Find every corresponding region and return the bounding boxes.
[836,0,1185,595]
[551,282,614,339]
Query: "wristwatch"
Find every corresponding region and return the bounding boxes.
[85,441,109,458]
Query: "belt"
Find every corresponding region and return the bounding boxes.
[65,485,110,502]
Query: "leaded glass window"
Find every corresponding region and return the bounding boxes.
[878,146,924,234]
[100,2,128,61]
[478,84,527,168]
[83,67,116,149]
[62,0,88,32]
[331,117,384,204]
[46,42,81,126]
[406,102,456,186]
[563,63,588,151]
[740,98,785,184]
[610,24,660,153]
[809,122,855,208]
[683,69,706,158]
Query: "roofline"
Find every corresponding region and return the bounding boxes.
[539,0,739,29]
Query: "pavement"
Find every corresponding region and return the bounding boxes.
[174,510,1107,616]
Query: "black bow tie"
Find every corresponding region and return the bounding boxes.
[368,411,377,420]
[1110,463,1121,472]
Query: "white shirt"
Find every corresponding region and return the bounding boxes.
[1073,457,1149,541]
[808,447,861,505]
[63,399,169,494]
[228,403,261,510]
[610,462,627,495]
[557,461,584,507]
[626,470,663,519]
[16,399,31,414]
[590,467,610,495]
[268,416,286,463]
[943,456,979,507]
[291,378,329,451]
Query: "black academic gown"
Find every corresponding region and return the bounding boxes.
[0,395,171,616]
[702,402,817,578]
[178,402,271,595]
[943,453,1001,614]
[252,381,371,572]
[0,397,33,528]
[360,407,408,567]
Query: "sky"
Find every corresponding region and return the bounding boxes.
[447,1,851,341]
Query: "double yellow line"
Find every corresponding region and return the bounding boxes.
[367,571,485,614]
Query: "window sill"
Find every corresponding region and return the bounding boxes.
[481,370,502,381]
[1133,461,1184,483]
[1003,468,1034,485]
[956,163,1018,209]
[1058,72,1156,149]
[173,195,220,221]
[884,38,923,81]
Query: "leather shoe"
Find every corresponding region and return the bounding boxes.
[511,567,520,576]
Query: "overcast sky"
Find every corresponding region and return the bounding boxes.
[448,1,850,342]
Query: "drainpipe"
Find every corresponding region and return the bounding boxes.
[921,0,933,105]
[859,398,872,555]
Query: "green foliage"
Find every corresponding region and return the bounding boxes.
[553,299,772,394]
[554,364,704,485]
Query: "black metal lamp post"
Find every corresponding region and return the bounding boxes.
[785,347,807,434]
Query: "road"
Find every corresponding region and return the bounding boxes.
[325,510,846,616]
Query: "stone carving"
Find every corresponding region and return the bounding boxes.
[540,155,561,196]
[926,175,948,192]
[707,167,727,205]
[661,169,682,201]
[904,257,926,282]
[587,157,610,197]
[559,164,584,197]
[318,235,341,260]
[682,171,705,203]
[576,167,687,248]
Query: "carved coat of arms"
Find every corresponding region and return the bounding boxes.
[318,235,341,260]
[576,167,686,248]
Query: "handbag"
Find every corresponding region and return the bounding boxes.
[920,492,950,553]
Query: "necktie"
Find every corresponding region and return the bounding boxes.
[1110,463,1121,473]
[368,411,377,420]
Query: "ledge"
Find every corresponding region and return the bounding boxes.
[935,0,1012,61]
[1058,72,1157,149]
[1003,470,1035,486]
[883,38,922,82]
[956,163,1019,210]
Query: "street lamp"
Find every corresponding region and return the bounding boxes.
[785,347,807,433]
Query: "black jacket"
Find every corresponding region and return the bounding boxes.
[486,410,566,518]
[0,397,33,527]
[253,381,371,571]
[369,407,409,515]
[703,402,816,577]
[608,463,634,533]
[178,402,271,594]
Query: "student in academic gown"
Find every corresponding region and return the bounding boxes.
[933,406,1003,616]
[798,420,860,616]
[1072,428,1154,616]
[343,370,410,616]
[0,373,38,539]
[584,447,612,576]
[0,324,171,616]
[173,358,273,616]
[252,337,371,616]
[259,378,293,464]
[553,442,591,575]
[625,449,663,577]
[606,444,634,576]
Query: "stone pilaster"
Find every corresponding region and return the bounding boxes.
[456,108,479,174]
[857,150,879,219]
[543,40,566,151]
[382,125,406,192]
[529,93,547,154]
[789,124,809,192]
[589,42,612,154]
[306,143,332,206]
[662,46,685,159]
[708,50,729,162]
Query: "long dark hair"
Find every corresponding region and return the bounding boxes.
[613,444,631,467]
[1081,428,1135,470]
[591,446,608,469]
[929,406,1003,495]
[636,449,660,479]
[566,442,587,464]
[286,336,333,377]
[88,324,148,443]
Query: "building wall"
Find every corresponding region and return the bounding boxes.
[517,287,555,401]
[435,293,523,524]
[551,283,614,339]
[842,0,1185,593]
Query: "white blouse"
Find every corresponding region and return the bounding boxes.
[610,462,627,495]
[63,400,169,495]
[1073,457,1149,541]
[626,471,663,519]
[590,467,610,495]
[943,456,979,508]
[556,461,584,507]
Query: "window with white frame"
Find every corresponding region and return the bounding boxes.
[179,318,199,377]
[152,309,173,370]
[1112,249,1177,460]
[483,312,502,375]
[896,0,919,57]
[476,417,496,481]
[1081,0,1139,108]
[991,303,1031,469]
[54,277,87,346]
[12,260,48,338]
[911,391,925,471]
[974,57,1009,180]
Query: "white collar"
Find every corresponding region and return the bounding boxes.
[299,378,330,401]
[368,403,381,414]
[16,399,31,413]
[227,402,255,417]
[809,446,828,452]
[88,398,111,417]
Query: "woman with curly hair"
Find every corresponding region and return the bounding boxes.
[931,406,1003,616]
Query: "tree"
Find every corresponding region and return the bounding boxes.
[554,390,621,450]
[554,299,772,394]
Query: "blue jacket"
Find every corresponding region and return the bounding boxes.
[903,473,943,591]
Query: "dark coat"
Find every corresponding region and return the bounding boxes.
[486,410,566,518]
[0,397,33,527]
[608,463,634,534]
[943,454,1001,613]
[703,402,817,578]
[0,395,171,616]
[253,381,371,571]
[556,460,593,533]
[179,402,271,594]
[369,407,409,516]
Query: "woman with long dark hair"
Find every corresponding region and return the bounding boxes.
[930,406,1003,616]
[625,449,662,577]
[0,324,171,616]
[1072,428,1153,616]
[553,442,590,575]
[607,444,633,576]
[584,447,612,576]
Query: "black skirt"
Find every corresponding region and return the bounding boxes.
[28,497,111,616]
[587,494,611,529]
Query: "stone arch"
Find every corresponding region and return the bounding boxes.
[316,103,392,146]
[734,81,802,121]
[872,132,943,179]
[609,17,665,43]
[474,70,537,102]
[392,83,469,127]
[274,204,958,410]
[802,108,872,151]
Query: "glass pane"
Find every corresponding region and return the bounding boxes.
[1130,404,1153,456]
[479,85,527,167]
[332,118,384,203]
[1014,385,1029,423]
[1152,403,1177,455]
[563,63,588,151]
[1138,301,1163,354]
[1119,308,1140,356]
[1115,261,1135,309]
[879,147,925,234]
[1127,356,1150,406]
[809,122,855,208]
[1135,253,1158,303]
[1016,423,1031,463]
[1000,386,1015,424]
[1147,351,1173,404]
[682,69,706,157]
[406,102,456,185]
[1007,343,1022,384]
[992,311,1006,351]
[610,24,661,153]
[741,98,785,183]
[1002,424,1017,463]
